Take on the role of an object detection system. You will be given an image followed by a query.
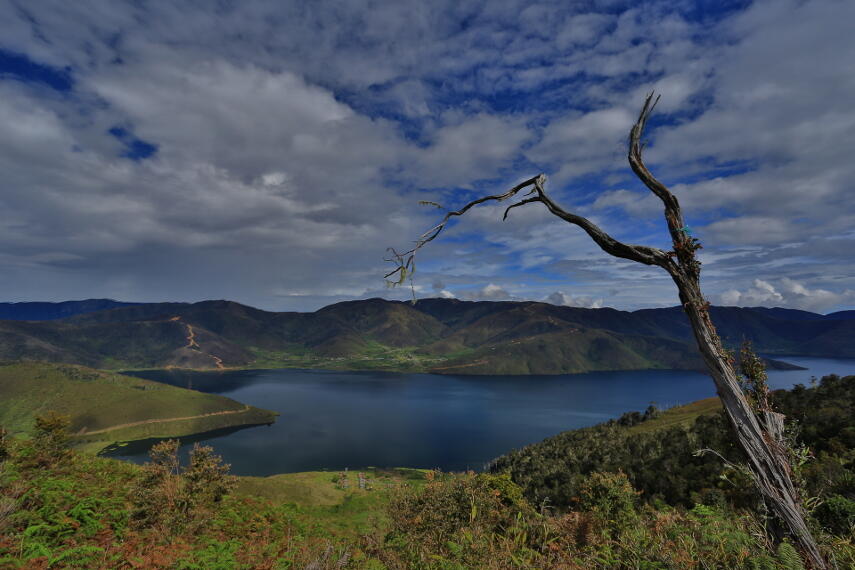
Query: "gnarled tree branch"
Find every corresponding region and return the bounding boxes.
[386,172,672,286]
[526,175,672,268]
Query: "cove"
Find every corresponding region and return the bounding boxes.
[111,357,855,476]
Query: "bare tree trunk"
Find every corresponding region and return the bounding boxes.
[386,92,828,568]
[675,278,826,568]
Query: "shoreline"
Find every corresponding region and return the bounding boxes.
[74,407,277,455]
[115,354,809,377]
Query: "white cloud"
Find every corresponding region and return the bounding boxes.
[410,114,532,187]
[430,279,455,299]
[460,283,512,301]
[703,216,797,246]
[528,107,635,182]
[545,291,603,309]
[720,278,855,313]
[592,189,661,219]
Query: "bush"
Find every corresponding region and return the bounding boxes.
[131,439,182,530]
[382,471,547,567]
[0,429,332,569]
[372,469,829,569]
[184,443,236,511]
[578,471,639,531]
[131,440,237,533]
[815,494,855,535]
[25,412,72,468]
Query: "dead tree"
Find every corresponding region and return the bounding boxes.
[386,93,827,568]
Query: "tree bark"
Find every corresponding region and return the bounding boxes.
[674,277,826,568]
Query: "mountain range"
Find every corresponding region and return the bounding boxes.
[0,298,852,374]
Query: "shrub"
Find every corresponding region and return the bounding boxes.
[183,443,236,511]
[26,412,72,468]
[131,439,182,530]
[578,471,639,531]
[815,494,855,536]
[373,469,816,569]
[776,541,806,570]
[383,471,546,567]
[131,440,236,533]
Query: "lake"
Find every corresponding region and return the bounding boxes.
[112,357,855,476]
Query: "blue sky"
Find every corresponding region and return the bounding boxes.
[0,0,853,313]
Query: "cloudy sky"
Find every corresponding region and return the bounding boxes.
[0,0,853,313]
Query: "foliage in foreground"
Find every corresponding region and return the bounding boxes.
[372,470,855,569]
[1,376,854,568]
[0,418,342,569]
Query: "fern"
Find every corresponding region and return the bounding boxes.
[49,545,105,566]
[776,541,806,570]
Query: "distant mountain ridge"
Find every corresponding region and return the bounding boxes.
[0,299,146,320]
[0,297,852,374]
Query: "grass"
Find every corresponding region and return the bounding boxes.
[0,361,277,453]
[627,397,723,435]
[235,468,429,537]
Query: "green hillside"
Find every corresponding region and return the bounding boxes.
[0,361,276,452]
[0,297,851,374]
[429,328,704,374]
[490,374,855,513]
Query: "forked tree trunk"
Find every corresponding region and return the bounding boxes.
[386,92,828,568]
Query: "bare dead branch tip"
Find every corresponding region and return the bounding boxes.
[502,196,541,220]
[384,174,543,288]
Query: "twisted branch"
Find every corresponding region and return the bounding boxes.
[628,93,689,251]
[386,170,673,286]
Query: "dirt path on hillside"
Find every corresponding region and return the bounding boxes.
[184,323,200,349]
[170,316,225,369]
[77,405,252,436]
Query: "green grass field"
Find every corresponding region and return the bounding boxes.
[627,397,722,435]
[0,361,277,453]
[235,468,428,537]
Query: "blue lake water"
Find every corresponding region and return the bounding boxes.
[113,357,855,476]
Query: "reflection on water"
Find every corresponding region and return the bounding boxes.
[112,357,855,476]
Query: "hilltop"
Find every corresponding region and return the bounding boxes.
[0,297,852,374]
[0,299,143,321]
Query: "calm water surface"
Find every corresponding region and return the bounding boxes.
[113,357,855,475]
